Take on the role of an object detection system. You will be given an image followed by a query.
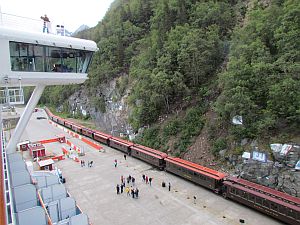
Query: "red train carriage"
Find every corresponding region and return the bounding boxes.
[57,117,65,126]
[131,144,168,170]
[109,137,133,154]
[71,123,82,134]
[64,120,73,129]
[82,127,94,138]
[223,177,300,225]
[52,116,59,123]
[165,157,226,193]
[94,131,111,145]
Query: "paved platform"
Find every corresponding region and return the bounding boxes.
[18,109,283,225]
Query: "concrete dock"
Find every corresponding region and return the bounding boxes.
[17,109,283,225]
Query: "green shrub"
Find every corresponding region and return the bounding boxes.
[163,118,182,137]
[212,137,227,156]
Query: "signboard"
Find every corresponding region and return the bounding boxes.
[280,144,292,156]
[252,151,267,162]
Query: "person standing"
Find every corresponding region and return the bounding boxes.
[124,154,127,160]
[149,177,152,186]
[120,184,124,194]
[116,184,120,194]
[145,176,148,184]
[40,14,50,33]
[142,174,145,182]
[114,159,118,168]
[131,187,135,198]
[126,186,130,196]
[168,182,171,191]
[135,188,139,198]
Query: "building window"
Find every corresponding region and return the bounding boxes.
[9,41,93,73]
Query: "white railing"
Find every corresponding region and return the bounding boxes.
[0,88,24,105]
[0,12,41,33]
[1,124,16,225]
[0,12,67,35]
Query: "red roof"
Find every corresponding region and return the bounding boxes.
[132,144,168,158]
[28,143,45,151]
[165,157,227,180]
[132,147,166,160]
[224,180,300,211]
[228,177,300,206]
[110,137,134,146]
[94,131,111,139]
[82,127,94,132]
[64,121,73,125]
[72,124,83,129]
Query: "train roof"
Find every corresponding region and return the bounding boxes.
[0,26,98,51]
[132,144,168,158]
[227,177,300,206]
[94,131,112,139]
[224,180,300,211]
[166,157,227,180]
[71,123,83,129]
[110,136,134,146]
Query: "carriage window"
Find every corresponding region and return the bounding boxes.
[263,200,269,208]
[241,191,248,199]
[249,194,255,202]
[287,209,296,219]
[230,188,236,194]
[270,203,278,211]
[256,197,262,205]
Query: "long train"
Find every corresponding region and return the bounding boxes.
[45,108,300,225]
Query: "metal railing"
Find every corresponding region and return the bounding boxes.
[0,88,24,105]
[1,123,16,225]
[0,11,66,35]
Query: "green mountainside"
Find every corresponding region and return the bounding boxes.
[41,0,300,164]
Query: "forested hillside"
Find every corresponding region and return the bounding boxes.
[41,0,300,164]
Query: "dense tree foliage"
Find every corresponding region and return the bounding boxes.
[216,0,300,139]
[41,0,300,153]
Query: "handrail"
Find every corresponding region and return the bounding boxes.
[0,128,7,225]
[37,191,53,225]
[0,125,16,224]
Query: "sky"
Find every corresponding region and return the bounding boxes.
[0,0,115,32]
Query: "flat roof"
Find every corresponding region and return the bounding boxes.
[0,26,98,51]
[228,177,300,205]
[224,181,300,212]
[166,157,227,180]
[132,144,168,158]
[38,159,54,167]
[110,137,134,146]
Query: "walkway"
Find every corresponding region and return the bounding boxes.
[19,109,283,225]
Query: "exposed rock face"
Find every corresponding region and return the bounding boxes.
[68,78,132,137]
[236,159,300,197]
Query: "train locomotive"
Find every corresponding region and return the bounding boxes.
[45,108,300,225]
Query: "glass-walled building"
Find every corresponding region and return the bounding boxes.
[9,41,93,73]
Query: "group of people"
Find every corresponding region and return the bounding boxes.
[116,175,139,198]
[142,174,153,186]
[80,160,93,167]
